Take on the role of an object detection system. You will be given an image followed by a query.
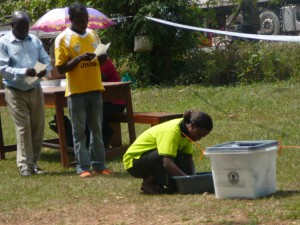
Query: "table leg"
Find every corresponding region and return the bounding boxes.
[0,114,5,160]
[54,94,69,167]
[124,86,136,143]
[110,123,122,148]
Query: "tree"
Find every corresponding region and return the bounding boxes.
[91,0,209,85]
[1,0,211,85]
[0,0,76,25]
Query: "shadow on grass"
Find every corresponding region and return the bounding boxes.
[45,170,132,179]
[40,150,124,164]
[255,190,300,200]
[45,170,76,176]
[40,150,130,179]
[40,149,64,163]
[272,190,300,198]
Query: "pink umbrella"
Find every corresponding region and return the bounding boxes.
[30,7,115,32]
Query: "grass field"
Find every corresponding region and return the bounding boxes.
[0,81,299,225]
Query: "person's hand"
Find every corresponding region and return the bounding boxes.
[101,72,108,81]
[37,69,47,78]
[98,54,108,66]
[26,68,36,77]
[80,53,96,61]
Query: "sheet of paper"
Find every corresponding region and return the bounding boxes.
[34,61,47,73]
[24,61,47,85]
[93,42,111,59]
[24,76,39,86]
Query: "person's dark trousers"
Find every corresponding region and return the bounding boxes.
[85,102,125,148]
[127,150,191,188]
[102,102,125,148]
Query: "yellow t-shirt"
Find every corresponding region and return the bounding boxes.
[123,118,193,170]
[54,28,104,96]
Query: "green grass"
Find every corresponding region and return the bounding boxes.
[0,81,299,224]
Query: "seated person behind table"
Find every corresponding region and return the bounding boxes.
[123,109,213,194]
[99,54,126,148]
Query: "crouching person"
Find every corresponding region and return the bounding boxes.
[123,110,213,194]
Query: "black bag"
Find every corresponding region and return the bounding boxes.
[49,114,74,147]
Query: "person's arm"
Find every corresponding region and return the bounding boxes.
[56,52,96,74]
[0,44,27,80]
[36,37,52,78]
[98,54,108,66]
[163,156,187,176]
[182,155,196,175]
[163,155,196,176]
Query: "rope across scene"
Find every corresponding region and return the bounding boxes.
[145,16,300,42]
[181,132,206,159]
[145,16,300,157]
[278,138,300,156]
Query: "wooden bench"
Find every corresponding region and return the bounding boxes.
[108,112,183,150]
[109,112,183,126]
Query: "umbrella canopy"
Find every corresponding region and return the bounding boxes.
[30,7,115,32]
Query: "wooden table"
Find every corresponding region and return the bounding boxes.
[0,82,136,167]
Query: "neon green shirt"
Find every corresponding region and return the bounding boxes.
[123,118,193,170]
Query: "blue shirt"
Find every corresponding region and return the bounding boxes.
[0,31,52,91]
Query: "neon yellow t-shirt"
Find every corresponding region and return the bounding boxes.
[54,28,104,96]
[123,118,193,170]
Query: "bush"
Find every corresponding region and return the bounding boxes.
[163,41,300,86]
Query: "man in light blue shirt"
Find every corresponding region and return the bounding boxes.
[0,11,52,176]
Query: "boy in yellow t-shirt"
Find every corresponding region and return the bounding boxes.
[54,2,112,178]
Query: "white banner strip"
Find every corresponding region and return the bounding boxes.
[145,16,300,42]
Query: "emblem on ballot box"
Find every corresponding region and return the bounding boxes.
[228,171,240,184]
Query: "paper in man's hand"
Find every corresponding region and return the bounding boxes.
[34,61,47,74]
[24,61,47,85]
[93,42,111,60]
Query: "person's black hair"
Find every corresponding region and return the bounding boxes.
[68,2,87,19]
[11,11,30,40]
[11,11,30,25]
[183,110,213,131]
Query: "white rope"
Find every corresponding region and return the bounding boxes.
[145,16,300,42]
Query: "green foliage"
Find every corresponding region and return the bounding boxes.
[176,45,240,85]
[92,0,207,86]
[175,41,300,86]
[0,0,72,24]
[230,42,294,84]
[234,42,264,83]
[2,0,299,87]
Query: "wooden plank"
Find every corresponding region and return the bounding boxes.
[109,112,183,125]
[105,145,129,160]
